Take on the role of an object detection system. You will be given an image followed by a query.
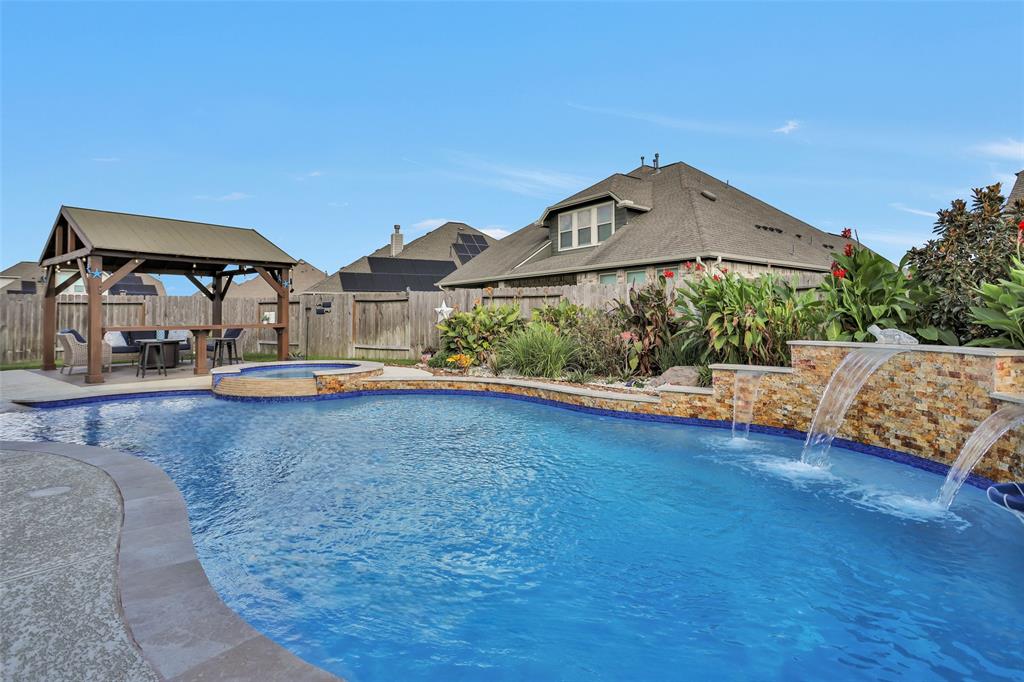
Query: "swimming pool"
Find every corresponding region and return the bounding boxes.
[234,362,357,379]
[3,393,1021,681]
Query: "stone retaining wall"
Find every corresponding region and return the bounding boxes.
[317,343,1024,482]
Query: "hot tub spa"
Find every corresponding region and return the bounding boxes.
[211,360,384,398]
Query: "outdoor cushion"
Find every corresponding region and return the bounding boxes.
[104,331,128,348]
[125,330,157,344]
[59,328,86,343]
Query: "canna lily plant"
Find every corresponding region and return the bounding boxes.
[967,255,1024,349]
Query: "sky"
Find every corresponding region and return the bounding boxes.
[2,1,1022,295]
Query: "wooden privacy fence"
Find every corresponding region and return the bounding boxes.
[0,283,637,365]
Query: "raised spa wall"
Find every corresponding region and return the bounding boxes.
[316,342,1024,483]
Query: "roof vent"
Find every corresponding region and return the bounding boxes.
[700,190,717,202]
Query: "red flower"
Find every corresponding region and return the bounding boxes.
[683,262,693,270]
[712,274,721,282]
[663,270,674,278]
[721,267,729,274]
[832,268,847,279]
[844,243,854,257]
[1018,220,1024,231]
[841,228,853,239]
[695,263,705,272]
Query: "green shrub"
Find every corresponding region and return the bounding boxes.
[564,308,625,377]
[906,183,1022,342]
[531,300,587,329]
[565,368,595,384]
[675,272,823,366]
[655,337,703,371]
[437,304,522,364]
[427,350,451,368]
[498,323,578,378]
[967,256,1024,349]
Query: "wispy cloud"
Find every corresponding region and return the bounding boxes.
[971,138,1024,161]
[437,152,589,198]
[412,218,449,233]
[856,230,930,250]
[195,191,253,201]
[296,170,324,181]
[889,202,934,218]
[480,226,511,240]
[567,102,743,135]
[773,120,800,135]
[92,157,120,162]
[327,200,349,208]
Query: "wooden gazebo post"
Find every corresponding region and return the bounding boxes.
[41,266,57,371]
[277,267,291,360]
[85,255,104,383]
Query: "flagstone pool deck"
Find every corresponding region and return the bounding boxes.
[1,441,339,682]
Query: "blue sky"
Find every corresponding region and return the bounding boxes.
[2,1,1022,294]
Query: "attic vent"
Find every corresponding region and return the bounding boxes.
[754,224,784,234]
[700,190,717,201]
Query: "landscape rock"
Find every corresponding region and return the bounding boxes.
[650,366,700,387]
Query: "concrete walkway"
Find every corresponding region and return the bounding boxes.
[1,449,158,681]
[0,365,434,410]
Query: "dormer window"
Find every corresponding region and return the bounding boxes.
[558,202,615,250]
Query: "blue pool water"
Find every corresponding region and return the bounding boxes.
[2,393,1022,681]
[234,363,356,379]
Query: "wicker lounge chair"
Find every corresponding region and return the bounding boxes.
[57,329,112,375]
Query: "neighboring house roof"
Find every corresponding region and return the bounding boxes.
[440,161,843,287]
[308,221,497,292]
[1006,170,1024,211]
[216,260,327,299]
[42,206,296,267]
[1,260,166,295]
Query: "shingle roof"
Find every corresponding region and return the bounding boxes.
[1006,170,1024,211]
[441,161,841,286]
[53,206,296,266]
[221,260,327,299]
[308,221,497,292]
[2,260,167,295]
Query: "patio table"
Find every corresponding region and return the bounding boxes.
[104,323,285,376]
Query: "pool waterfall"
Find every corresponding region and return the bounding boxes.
[731,371,765,439]
[801,347,906,467]
[936,404,1024,509]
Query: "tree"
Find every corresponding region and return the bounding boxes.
[904,183,1023,343]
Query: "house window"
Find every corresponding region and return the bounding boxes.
[626,270,647,285]
[599,273,618,285]
[557,202,615,250]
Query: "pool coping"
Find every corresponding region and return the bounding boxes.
[0,439,340,682]
[210,359,384,379]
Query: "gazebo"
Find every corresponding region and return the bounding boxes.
[39,206,297,383]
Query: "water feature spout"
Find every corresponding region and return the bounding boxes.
[732,371,765,439]
[801,347,907,467]
[936,404,1024,509]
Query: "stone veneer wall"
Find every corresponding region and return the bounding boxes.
[315,343,1024,483]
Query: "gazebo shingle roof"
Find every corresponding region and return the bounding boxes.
[42,206,296,267]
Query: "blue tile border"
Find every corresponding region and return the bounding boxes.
[18,386,997,490]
